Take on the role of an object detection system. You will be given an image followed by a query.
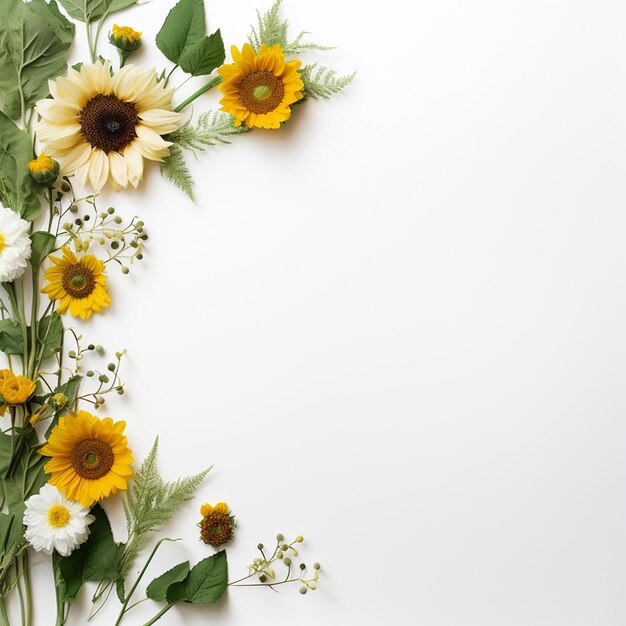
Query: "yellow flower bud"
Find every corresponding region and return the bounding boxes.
[109,24,142,52]
[28,153,59,185]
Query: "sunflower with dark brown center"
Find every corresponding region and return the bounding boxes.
[42,247,111,320]
[36,61,182,191]
[40,411,134,507]
[218,43,304,129]
[199,502,236,547]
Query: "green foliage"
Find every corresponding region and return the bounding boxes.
[168,111,247,154]
[146,553,229,609]
[248,0,334,56]
[30,232,57,269]
[146,561,190,602]
[120,438,210,578]
[161,111,246,200]
[56,505,123,604]
[0,0,73,119]
[160,145,195,201]
[37,313,63,361]
[156,0,225,76]
[28,0,76,45]
[0,318,24,356]
[45,375,83,436]
[57,0,139,22]
[300,64,356,100]
[0,113,41,220]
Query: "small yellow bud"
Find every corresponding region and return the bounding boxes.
[109,24,142,54]
[52,392,68,408]
[28,153,59,185]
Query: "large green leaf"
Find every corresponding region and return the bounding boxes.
[57,0,138,21]
[178,29,224,76]
[146,561,190,602]
[57,504,123,604]
[27,0,75,44]
[0,112,41,220]
[30,231,56,268]
[156,0,206,64]
[0,318,24,356]
[166,551,228,605]
[37,312,63,361]
[0,0,73,118]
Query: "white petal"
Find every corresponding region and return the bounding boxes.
[109,152,128,189]
[59,143,92,174]
[88,150,110,191]
[135,125,170,161]
[123,141,144,187]
[138,109,182,134]
[37,123,82,151]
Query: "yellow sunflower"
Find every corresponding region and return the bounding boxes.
[199,502,235,547]
[0,370,36,416]
[40,410,134,507]
[42,247,111,320]
[36,61,182,191]
[217,43,304,129]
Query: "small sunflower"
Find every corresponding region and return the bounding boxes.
[40,410,134,507]
[217,43,304,129]
[199,502,236,547]
[36,61,182,191]
[41,247,111,320]
[0,370,36,415]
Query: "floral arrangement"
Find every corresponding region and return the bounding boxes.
[0,0,352,624]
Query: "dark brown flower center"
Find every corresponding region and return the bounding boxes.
[80,94,138,153]
[200,512,233,547]
[70,438,114,479]
[62,264,95,299]
[239,70,285,114]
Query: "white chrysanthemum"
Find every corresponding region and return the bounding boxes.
[0,206,31,283]
[24,484,94,557]
[36,61,183,192]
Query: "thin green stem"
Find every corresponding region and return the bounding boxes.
[0,596,10,626]
[86,21,96,63]
[16,560,25,626]
[173,76,223,112]
[163,65,179,88]
[22,552,32,626]
[142,604,174,626]
[114,538,179,626]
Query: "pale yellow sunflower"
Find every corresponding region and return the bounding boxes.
[217,43,304,129]
[40,410,134,507]
[36,61,182,191]
[41,247,111,320]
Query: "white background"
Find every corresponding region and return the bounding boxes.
[28,0,626,624]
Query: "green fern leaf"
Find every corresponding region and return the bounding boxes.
[160,145,195,201]
[167,111,247,155]
[300,64,356,100]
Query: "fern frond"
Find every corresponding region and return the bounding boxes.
[160,145,194,201]
[300,64,356,100]
[167,111,247,155]
[120,439,210,577]
[248,0,333,56]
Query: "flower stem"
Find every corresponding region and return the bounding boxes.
[142,604,174,626]
[0,596,10,626]
[21,553,32,626]
[173,76,223,112]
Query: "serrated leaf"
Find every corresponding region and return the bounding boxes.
[160,144,194,201]
[156,0,206,65]
[30,231,56,268]
[166,551,228,605]
[37,312,63,361]
[0,0,73,118]
[178,29,224,76]
[0,112,41,220]
[146,561,190,602]
[0,318,24,355]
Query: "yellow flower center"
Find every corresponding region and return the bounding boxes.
[47,504,70,528]
[0,233,6,255]
[28,152,55,174]
[239,71,285,114]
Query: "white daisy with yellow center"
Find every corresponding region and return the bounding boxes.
[36,61,183,192]
[24,484,95,556]
[0,206,31,283]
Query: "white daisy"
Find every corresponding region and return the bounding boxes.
[36,61,183,192]
[24,484,95,557]
[0,206,31,283]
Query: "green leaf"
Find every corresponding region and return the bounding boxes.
[146,561,190,602]
[166,551,228,605]
[0,433,13,478]
[0,318,24,355]
[0,0,73,118]
[30,231,56,268]
[37,313,63,361]
[57,0,138,22]
[57,504,122,604]
[27,0,75,44]
[156,0,207,65]
[300,64,356,100]
[178,29,225,76]
[160,144,194,201]
[45,374,83,436]
[0,112,41,220]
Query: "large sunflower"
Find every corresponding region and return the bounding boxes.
[217,43,304,129]
[42,247,111,320]
[40,411,134,507]
[36,61,182,191]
